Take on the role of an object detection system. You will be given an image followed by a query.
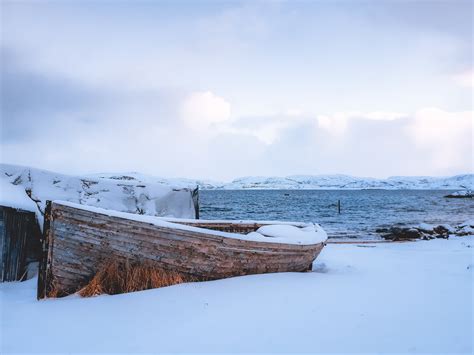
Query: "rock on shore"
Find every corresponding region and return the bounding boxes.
[444,190,473,198]
[377,220,473,241]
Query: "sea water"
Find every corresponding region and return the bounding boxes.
[200,190,473,239]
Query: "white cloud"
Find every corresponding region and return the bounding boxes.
[180,91,231,129]
[285,108,304,116]
[407,107,473,171]
[317,111,407,135]
[222,112,312,144]
[452,69,474,87]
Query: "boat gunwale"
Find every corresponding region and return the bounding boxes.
[51,200,327,247]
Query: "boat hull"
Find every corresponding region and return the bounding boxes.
[38,202,325,298]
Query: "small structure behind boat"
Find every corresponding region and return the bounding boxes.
[0,181,42,282]
[0,206,42,282]
[38,201,326,299]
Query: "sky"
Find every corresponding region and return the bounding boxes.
[0,0,472,181]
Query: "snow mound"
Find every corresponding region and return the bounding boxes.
[255,224,327,244]
[1,164,198,225]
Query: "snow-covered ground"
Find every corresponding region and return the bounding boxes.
[1,237,472,353]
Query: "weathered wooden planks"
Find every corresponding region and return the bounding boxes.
[0,206,41,282]
[38,201,325,298]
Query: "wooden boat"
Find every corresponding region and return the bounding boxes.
[38,201,327,299]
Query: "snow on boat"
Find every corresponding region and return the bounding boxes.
[38,201,327,298]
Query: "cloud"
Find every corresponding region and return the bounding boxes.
[317,111,407,136]
[452,68,474,87]
[221,108,472,177]
[0,41,471,180]
[222,113,313,144]
[179,91,231,129]
[0,47,102,141]
[407,108,472,171]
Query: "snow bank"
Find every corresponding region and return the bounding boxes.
[56,201,327,245]
[1,164,198,222]
[0,178,37,212]
[1,236,472,353]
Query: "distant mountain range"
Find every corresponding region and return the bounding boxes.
[98,173,473,190]
[3,164,472,191]
[193,174,473,190]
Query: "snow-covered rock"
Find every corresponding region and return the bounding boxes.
[378,221,471,240]
[455,220,474,236]
[444,190,473,198]
[1,164,198,226]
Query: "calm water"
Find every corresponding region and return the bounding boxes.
[200,190,473,239]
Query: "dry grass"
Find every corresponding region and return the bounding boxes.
[47,286,59,298]
[78,260,194,297]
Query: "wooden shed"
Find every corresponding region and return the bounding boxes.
[0,206,41,282]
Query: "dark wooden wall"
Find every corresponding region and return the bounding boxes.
[0,206,41,282]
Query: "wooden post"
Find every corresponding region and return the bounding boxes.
[37,201,52,299]
[338,200,341,214]
[192,187,199,219]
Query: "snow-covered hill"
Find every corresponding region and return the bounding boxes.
[91,172,219,191]
[203,174,473,190]
[91,172,474,190]
[2,164,472,195]
[0,165,198,225]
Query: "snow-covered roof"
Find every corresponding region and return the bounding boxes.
[0,178,38,213]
